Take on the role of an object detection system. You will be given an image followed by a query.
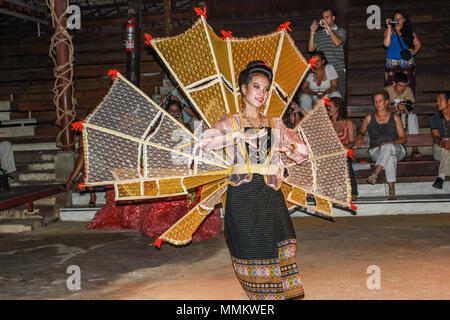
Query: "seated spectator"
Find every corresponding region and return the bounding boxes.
[0,140,17,186]
[165,99,192,131]
[385,72,421,158]
[327,97,358,201]
[299,51,341,113]
[282,101,304,129]
[430,91,450,189]
[161,88,199,131]
[355,90,406,200]
[65,134,96,207]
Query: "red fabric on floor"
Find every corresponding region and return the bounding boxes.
[86,189,221,242]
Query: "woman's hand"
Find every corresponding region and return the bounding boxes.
[378,140,394,149]
[310,20,319,33]
[65,179,73,191]
[385,18,392,28]
[355,134,364,148]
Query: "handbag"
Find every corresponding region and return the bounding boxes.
[393,29,412,61]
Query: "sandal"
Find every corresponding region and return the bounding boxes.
[367,173,377,185]
[387,190,396,200]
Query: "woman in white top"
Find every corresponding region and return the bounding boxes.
[299,51,341,113]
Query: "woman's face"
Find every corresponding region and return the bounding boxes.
[394,13,405,28]
[373,94,389,112]
[242,74,271,109]
[168,104,183,124]
[312,55,325,70]
[327,102,339,117]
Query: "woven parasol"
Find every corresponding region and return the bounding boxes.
[81,18,354,247]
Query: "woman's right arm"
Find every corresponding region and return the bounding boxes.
[355,114,370,147]
[301,80,317,96]
[383,22,392,47]
[199,115,235,151]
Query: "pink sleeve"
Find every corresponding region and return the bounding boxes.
[199,114,235,151]
[277,119,309,164]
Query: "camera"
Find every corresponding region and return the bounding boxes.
[404,100,413,112]
[389,20,399,25]
[393,99,413,112]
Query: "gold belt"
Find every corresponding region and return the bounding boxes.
[231,164,280,175]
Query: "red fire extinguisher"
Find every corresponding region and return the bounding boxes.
[125,18,136,52]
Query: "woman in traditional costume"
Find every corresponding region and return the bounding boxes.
[199,61,309,300]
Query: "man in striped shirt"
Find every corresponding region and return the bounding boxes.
[308,8,347,99]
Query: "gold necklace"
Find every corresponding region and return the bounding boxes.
[240,110,263,130]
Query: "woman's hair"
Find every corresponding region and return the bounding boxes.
[329,97,348,120]
[311,51,327,65]
[238,60,273,90]
[372,89,390,102]
[165,99,183,113]
[393,9,414,49]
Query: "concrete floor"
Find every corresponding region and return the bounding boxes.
[0,213,449,300]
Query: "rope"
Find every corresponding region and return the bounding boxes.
[46,0,77,149]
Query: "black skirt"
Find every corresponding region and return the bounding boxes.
[225,174,305,300]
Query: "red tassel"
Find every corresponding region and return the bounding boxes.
[277,21,292,32]
[322,96,331,106]
[220,30,233,39]
[78,176,86,190]
[308,56,319,69]
[154,238,164,248]
[350,201,357,211]
[108,69,119,80]
[71,119,85,132]
[144,33,153,45]
[347,148,355,162]
[194,6,207,19]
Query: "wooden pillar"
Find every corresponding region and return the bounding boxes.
[333,0,349,102]
[164,0,173,36]
[126,0,141,87]
[54,0,74,151]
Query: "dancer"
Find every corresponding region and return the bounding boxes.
[199,61,309,300]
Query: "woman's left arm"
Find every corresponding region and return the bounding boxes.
[412,32,421,55]
[277,120,309,164]
[394,114,407,145]
[346,119,355,148]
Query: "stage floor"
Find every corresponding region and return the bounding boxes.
[0,214,449,300]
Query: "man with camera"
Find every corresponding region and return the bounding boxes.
[385,72,422,158]
[430,91,450,189]
[308,8,347,99]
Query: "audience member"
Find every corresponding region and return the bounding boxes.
[161,88,198,130]
[308,7,347,98]
[356,90,406,200]
[282,101,304,129]
[299,51,341,114]
[0,140,16,175]
[383,9,421,93]
[65,135,96,207]
[327,97,358,201]
[385,72,421,158]
[430,91,450,189]
[0,140,17,187]
[165,99,192,131]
